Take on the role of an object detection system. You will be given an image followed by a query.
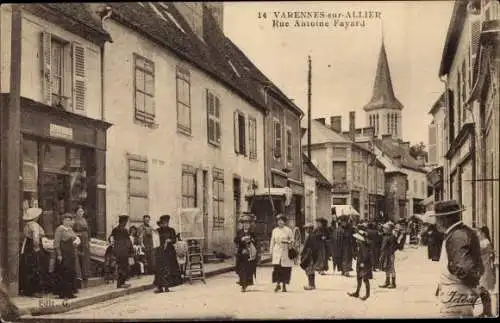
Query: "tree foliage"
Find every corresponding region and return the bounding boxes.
[409,141,427,160]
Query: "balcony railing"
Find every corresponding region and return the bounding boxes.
[332,181,349,193]
[51,94,71,111]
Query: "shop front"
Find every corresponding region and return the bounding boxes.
[19,97,111,241]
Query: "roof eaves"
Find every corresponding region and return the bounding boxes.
[439,1,468,77]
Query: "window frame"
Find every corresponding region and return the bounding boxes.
[133,54,156,124]
[181,165,197,208]
[212,168,225,230]
[285,125,293,166]
[206,89,221,147]
[127,154,149,222]
[332,161,347,183]
[248,116,258,160]
[176,65,192,134]
[273,117,282,159]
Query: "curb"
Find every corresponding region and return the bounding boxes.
[21,257,271,317]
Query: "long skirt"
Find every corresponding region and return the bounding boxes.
[56,240,77,298]
[19,239,49,296]
[272,265,292,284]
[236,255,254,287]
[314,243,329,272]
[153,246,183,288]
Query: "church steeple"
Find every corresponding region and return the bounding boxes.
[363,40,404,112]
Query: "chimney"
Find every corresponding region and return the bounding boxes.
[173,2,204,40]
[85,3,109,25]
[204,2,224,31]
[330,116,342,133]
[349,111,355,141]
[315,118,326,125]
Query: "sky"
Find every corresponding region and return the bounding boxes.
[224,1,455,146]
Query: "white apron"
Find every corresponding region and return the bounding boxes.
[436,236,479,317]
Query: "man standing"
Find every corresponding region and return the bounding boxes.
[109,215,133,289]
[138,215,155,274]
[433,200,484,318]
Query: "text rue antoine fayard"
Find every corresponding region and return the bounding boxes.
[258,11,382,29]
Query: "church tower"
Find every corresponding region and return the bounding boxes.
[363,39,404,139]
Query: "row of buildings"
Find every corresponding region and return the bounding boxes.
[427,0,499,314]
[0,2,309,292]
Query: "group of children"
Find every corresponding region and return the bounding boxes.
[348,221,404,301]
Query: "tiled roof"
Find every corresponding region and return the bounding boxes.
[302,154,332,188]
[374,139,427,174]
[364,42,404,111]
[428,92,445,115]
[107,2,302,115]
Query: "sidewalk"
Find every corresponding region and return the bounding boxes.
[15,256,270,317]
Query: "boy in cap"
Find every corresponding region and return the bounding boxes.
[300,223,317,290]
[379,221,398,289]
[348,230,372,300]
[109,215,133,289]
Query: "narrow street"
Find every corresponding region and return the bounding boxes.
[38,246,446,320]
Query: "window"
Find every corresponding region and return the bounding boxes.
[206,90,221,146]
[462,61,467,121]
[394,115,398,136]
[421,181,426,196]
[181,165,197,208]
[248,117,257,159]
[273,118,282,158]
[332,161,347,183]
[234,111,246,155]
[413,180,417,193]
[286,127,292,165]
[376,114,379,135]
[386,114,390,134]
[41,32,85,112]
[176,66,191,133]
[457,73,462,127]
[128,155,149,222]
[134,54,155,123]
[212,168,224,230]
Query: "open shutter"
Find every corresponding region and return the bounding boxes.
[215,96,221,143]
[72,43,86,112]
[41,32,52,106]
[240,114,247,156]
[428,124,437,165]
[206,90,213,142]
[470,20,481,85]
[234,111,240,153]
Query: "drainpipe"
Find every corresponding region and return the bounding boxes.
[439,75,449,200]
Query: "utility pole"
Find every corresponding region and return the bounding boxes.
[5,4,22,295]
[307,55,312,160]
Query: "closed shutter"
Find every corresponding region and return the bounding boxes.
[72,43,86,112]
[234,111,240,153]
[470,20,481,86]
[274,120,282,158]
[41,32,52,105]
[215,96,221,142]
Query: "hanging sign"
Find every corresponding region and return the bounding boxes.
[49,124,73,140]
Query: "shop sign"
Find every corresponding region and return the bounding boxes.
[49,124,73,140]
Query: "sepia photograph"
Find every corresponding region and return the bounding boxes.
[0,0,498,321]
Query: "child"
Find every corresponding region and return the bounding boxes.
[129,226,146,276]
[103,244,117,284]
[174,234,188,281]
[348,230,372,301]
[379,222,398,289]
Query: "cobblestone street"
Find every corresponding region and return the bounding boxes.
[37,246,452,320]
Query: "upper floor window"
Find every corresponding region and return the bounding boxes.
[286,126,293,165]
[206,90,221,146]
[394,115,398,136]
[234,111,246,155]
[181,165,197,208]
[413,180,417,192]
[457,73,462,127]
[177,66,191,134]
[128,155,149,222]
[332,161,347,183]
[134,54,155,124]
[41,32,85,112]
[273,118,282,159]
[248,117,257,160]
[461,61,468,121]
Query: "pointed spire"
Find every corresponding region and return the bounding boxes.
[363,37,404,112]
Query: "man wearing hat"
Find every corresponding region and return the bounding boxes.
[234,214,258,292]
[109,215,133,289]
[313,217,330,275]
[348,229,372,300]
[300,223,319,290]
[379,221,398,289]
[433,200,484,318]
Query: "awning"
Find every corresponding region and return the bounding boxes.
[331,205,360,217]
[248,187,293,206]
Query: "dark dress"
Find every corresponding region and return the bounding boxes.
[328,224,338,270]
[300,232,319,275]
[153,227,183,289]
[234,229,257,287]
[313,227,329,272]
[366,227,380,271]
[19,222,49,296]
[379,233,397,273]
[109,226,133,286]
[334,224,354,273]
[355,242,373,280]
[54,225,78,298]
[427,226,444,261]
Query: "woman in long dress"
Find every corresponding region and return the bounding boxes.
[313,218,329,275]
[19,207,49,297]
[73,205,90,289]
[234,215,258,292]
[270,214,294,293]
[426,224,443,262]
[54,213,80,299]
[153,215,183,293]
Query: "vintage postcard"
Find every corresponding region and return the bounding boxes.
[0,1,498,321]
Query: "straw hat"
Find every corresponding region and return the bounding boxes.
[23,208,42,221]
[353,230,367,242]
[433,200,465,217]
[382,222,394,230]
[276,214,288,222]
[239,214,252,223]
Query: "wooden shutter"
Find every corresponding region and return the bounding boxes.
[72,43,86,112]
[234,111,240,153]
[206,90,213,142]
[470,20,481,85]
[274,120,282,158]
[428,124,437,165]
[215,96,221,142]
[41,32,52,105]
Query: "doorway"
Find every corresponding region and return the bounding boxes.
[233,177,241,234]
